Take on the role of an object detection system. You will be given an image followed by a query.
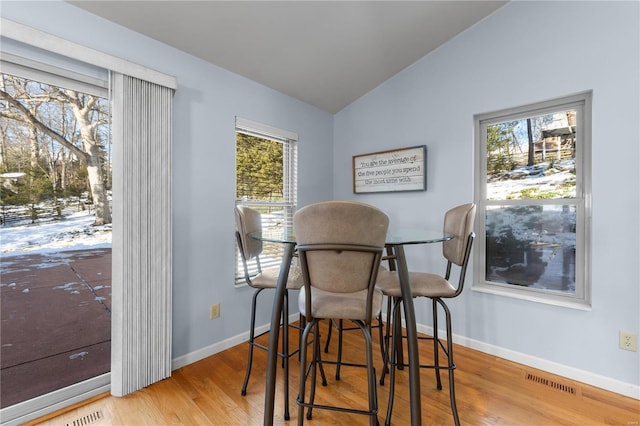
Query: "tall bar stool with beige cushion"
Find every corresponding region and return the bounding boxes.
[376,203,476,426]
[235,205,302,421]
[295,201,389,426]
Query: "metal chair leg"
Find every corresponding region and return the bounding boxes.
[379,296,393,386]
[377,312,386,381]
[362,322,379,426]
[297,319,313,426]
[307,322,320,420]
[242,287,294,421]
[317,325,328,386]
[432,298,442,390]
[283,290,290,420]
[298,318,379,425]
[324,319,333,353]
[336,319,344,380]
[384,298,402,426]
[437,298,460,426]
[241,288,263,395]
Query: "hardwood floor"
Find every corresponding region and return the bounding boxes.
[30,321,639,425]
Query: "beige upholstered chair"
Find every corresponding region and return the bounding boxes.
[294,201,389,426]
[376,203,476,426]
[235,205,302,420]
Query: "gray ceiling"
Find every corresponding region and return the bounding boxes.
[67,1,508,113]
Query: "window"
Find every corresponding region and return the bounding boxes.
[473,92,591,308]
[235,117,297,283]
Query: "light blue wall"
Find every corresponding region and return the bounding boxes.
[334,1,639,389]
[1,1,334,359]
[3,0,638,395]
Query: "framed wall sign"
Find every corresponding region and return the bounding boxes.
[353,145,427,194]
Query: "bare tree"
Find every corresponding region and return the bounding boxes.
[0,122,8,172]
[526,118,534,166]
[0,76,111,225]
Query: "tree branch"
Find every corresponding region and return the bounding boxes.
[0,89,89,163]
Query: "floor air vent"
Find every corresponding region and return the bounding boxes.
[526,373,576,395]
[64,410,103,426]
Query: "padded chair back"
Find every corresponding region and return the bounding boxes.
[442,203,476,266]
[294,201,389,295]
[235,205,263,261]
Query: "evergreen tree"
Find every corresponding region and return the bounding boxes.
[236,133,283,202]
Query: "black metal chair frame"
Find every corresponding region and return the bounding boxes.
[381,232,475,426]
[296,243,383,426]
[323,246,395,380]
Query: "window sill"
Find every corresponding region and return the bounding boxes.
[472,282,592,311]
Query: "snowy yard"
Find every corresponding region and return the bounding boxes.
[0,210,112,257]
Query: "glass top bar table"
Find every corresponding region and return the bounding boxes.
[251,227,452,426]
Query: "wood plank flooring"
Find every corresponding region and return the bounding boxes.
[30,321,639,425]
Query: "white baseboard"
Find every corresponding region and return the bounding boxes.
[173,314,639,401]
[461,335,639,400]
[171,320,273,371]
[414,322,640,400]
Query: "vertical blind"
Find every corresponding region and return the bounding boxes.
[111,73,174,396]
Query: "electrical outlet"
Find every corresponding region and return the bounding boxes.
[210,303,220,319]
[619,330,638,352]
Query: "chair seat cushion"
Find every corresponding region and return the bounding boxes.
[298,286,383,321]
[375,267,402,296]
[249,265,303,290]
[375,268,457,298]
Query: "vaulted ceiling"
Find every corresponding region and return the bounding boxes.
[67,1,508,113]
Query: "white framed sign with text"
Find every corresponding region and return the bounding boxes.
[353,145,426,194]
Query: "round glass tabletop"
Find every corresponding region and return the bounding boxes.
[249,227,452,245]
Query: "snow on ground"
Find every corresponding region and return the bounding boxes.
[0,210,112,258]
[487,159,575,200]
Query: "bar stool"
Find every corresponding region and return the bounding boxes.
[294,201,388,426]
[235,205,302,420]
[376,203,476,426]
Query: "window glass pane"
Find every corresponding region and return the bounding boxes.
[0,72,112,408]
[235,205,288,270]
[236,133,284,202]
[485,205,576,294]
[486,110,576,201]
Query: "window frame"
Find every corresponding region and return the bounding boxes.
[473,92,592,309]
[0,56,113,423]
[234,117,298,285]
